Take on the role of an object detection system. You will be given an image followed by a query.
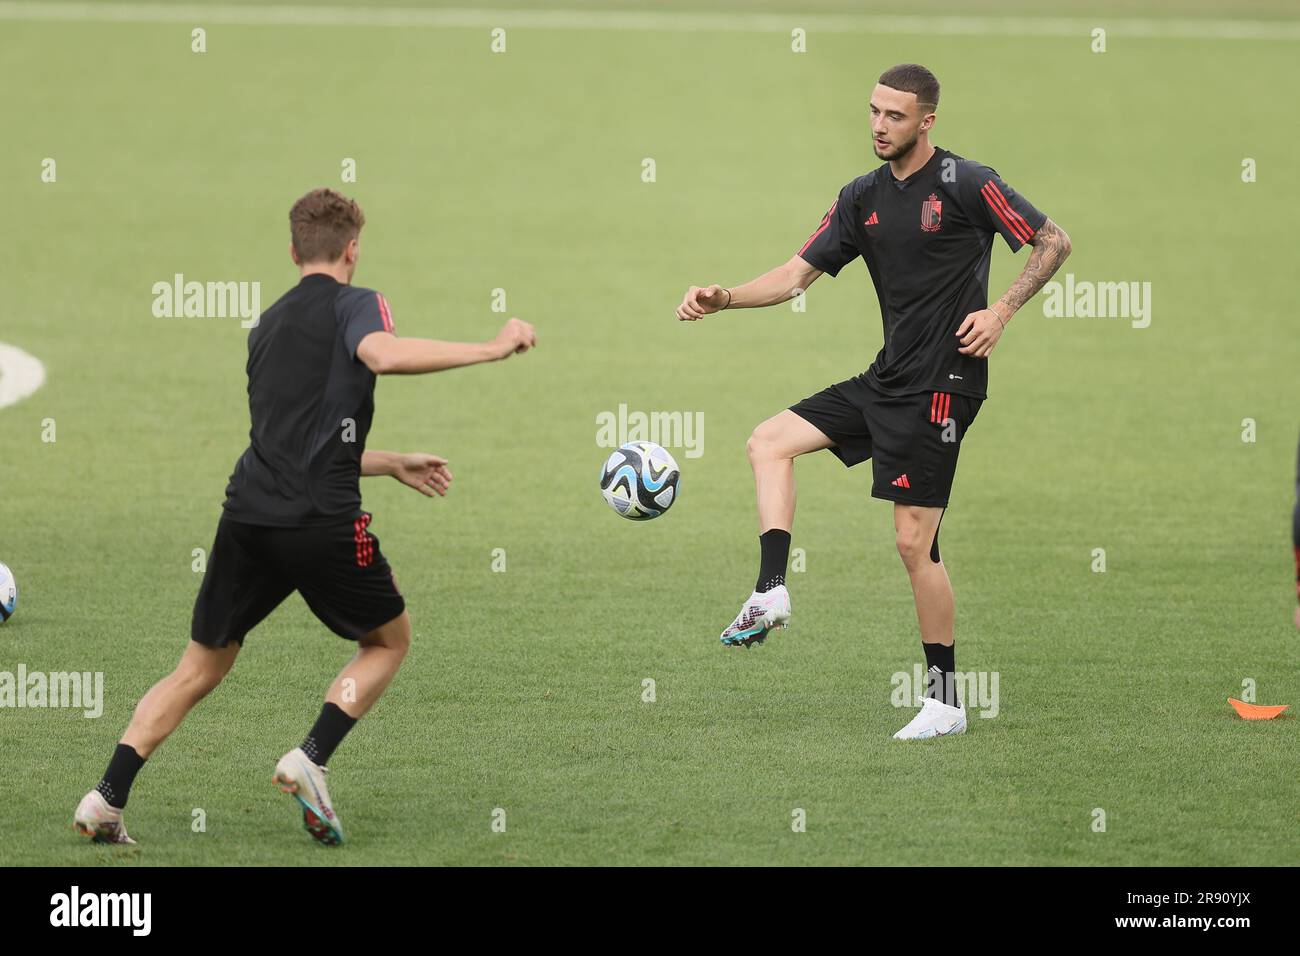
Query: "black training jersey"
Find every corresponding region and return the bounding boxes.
[797,146,1046,399]
[222,274,395,527]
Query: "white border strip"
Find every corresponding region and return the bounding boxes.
[0,2,1297,41]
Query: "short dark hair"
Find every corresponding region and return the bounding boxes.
[289,188,366,263]
[877,63,940,110]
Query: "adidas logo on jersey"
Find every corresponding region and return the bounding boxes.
[891,473,911,489]
[864,211,879,226]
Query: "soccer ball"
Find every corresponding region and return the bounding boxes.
[0,563,16,623]
[599,441,680,520]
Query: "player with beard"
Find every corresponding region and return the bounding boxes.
[676,64,1072,739]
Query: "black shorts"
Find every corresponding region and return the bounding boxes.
[789,376,982,508]
[191,511,406,648]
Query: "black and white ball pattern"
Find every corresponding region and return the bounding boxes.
[599,441,680,520]
[0,562,17,623]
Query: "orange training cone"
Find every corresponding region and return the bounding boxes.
[1228,698,1290,720]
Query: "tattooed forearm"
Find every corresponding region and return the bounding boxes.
[993,218,1072,321]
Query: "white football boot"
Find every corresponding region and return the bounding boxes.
[892,696,967,740]
[720,585,791,648]
[273,747,344,846]
[73,789,137,844]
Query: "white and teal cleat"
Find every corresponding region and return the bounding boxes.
[273,747,344,846]
[73,789,137,845]
[720,585,791,648]
[892,697,967,740]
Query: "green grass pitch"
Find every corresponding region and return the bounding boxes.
[1,0,1297,866]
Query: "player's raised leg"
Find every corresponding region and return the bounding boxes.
[750,410,835,534]
[274,609,411,846]
[891,503,966,739]
[721,411,835,647]
[74,640,240,843]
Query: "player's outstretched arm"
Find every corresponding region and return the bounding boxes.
[361,450,453,497]
[676,255,823,321]
[356,317,537,374]
[957,218,1072,357]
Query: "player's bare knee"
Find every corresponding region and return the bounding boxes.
[173,663,225,699]
[172,642,237,698]
[389,620,411,657]
[362,611,411,656]
[747,419,784,464]
[375,630,410,657]
[895,526,929,572]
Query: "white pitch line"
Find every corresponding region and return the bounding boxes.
[0,344,46,410]
[0,2,1297,41]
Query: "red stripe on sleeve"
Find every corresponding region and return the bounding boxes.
[981,183,1033,243]
[376,293,394,332]
[798,199,838,256]
[981,184,1026,241]
[982,182,1033,237]
[983,181,1035,239]
[981,183,1030,242]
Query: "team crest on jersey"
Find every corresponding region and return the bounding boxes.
[921,193,942,232]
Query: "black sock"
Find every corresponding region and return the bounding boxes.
[756,529,792,593]
[923,642,960,708]
[96,743,145,810]
[301,703,358,767]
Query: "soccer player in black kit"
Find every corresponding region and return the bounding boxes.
[677,64,1072,739]
[75,188,536,844]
